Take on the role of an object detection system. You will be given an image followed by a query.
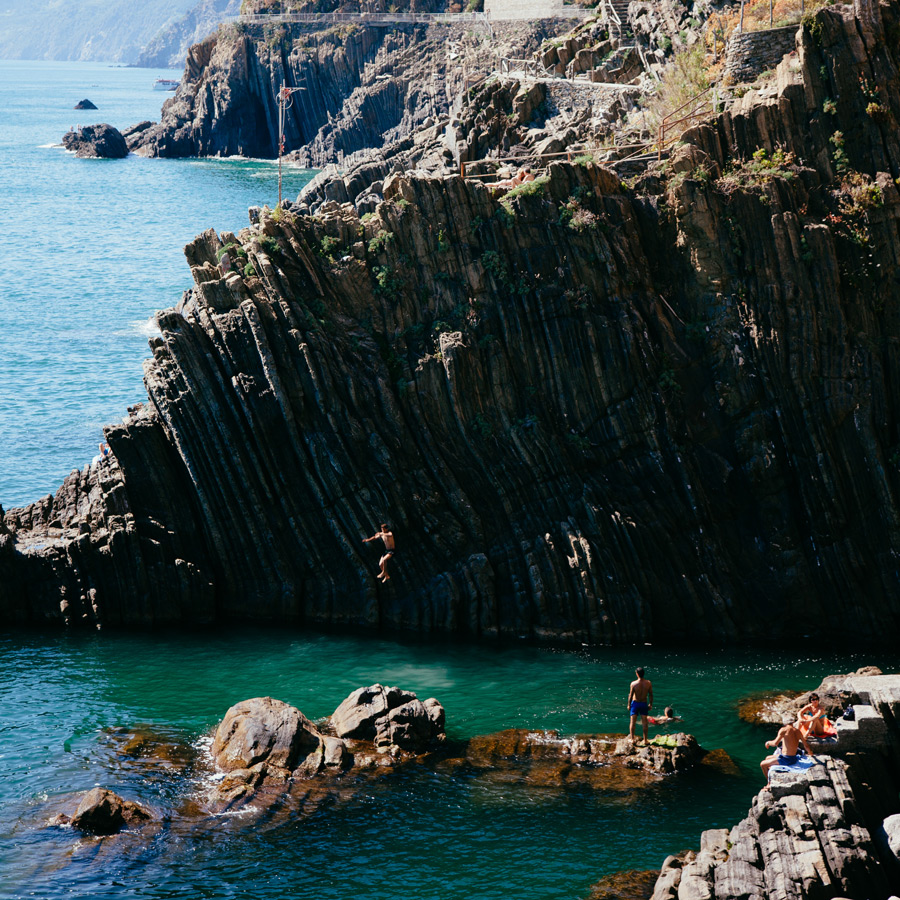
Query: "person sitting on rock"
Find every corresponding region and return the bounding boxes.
[798,693,831,739]
[760,715,813,779]
[648,706,682,726]
[363,524,395,582]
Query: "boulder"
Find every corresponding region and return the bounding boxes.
[69,787,151,835]
[73,99,97,110]
[737,667,883,726]
[331,683,445,753]
[211,696,324,776]
[62,123,128,159]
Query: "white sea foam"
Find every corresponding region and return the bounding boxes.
[37,142,62,149]
[132,316,161,337]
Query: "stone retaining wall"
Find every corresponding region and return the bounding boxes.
[724,25,797,82]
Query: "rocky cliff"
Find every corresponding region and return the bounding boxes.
[129,9,560,164]
[134,0,241,69]
[4,2,900,645]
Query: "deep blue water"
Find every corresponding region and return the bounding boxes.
[0,59,315,510]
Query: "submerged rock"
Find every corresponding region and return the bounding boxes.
[73,98,97,110]
[64,788,152,835]
[62,123,128,159]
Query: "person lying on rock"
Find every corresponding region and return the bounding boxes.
[363,524,395,582]
[627,666,653,744]
[760,715,813,779]
[647,706,682,727]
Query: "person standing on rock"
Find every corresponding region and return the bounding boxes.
[760,715,813,779]
[627,667,653,744]
[363,524,395,582]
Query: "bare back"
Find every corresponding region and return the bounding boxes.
[380,530,395,552]
[777,724,803,756]
[629,678,652,703]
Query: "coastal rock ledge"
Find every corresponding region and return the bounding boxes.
[651,673,900,900]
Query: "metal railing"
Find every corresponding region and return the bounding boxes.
[657,84,717,160]
[238,10,491,26]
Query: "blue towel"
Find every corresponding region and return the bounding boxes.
[770,756,819,774]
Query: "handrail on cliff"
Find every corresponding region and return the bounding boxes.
[656,84,717,160]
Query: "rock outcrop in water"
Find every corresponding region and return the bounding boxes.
[62,124,129,159]
[5,2,900,645]
[650,672,900,900]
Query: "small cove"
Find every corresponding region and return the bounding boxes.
[2,627,898,899]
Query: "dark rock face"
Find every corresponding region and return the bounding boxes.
[5,4,900,645]
[62,123,128,159]
[68,787,152,835]
[129,18,562,163]
[73,98,97,110]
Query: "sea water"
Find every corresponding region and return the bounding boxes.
[2,629,898,900]
[0,59,316,510]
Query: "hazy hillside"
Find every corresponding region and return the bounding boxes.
[0,0,196,62]
[135,0,240,68]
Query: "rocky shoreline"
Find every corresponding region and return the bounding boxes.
[650,671,900,900]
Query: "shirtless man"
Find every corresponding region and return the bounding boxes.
[627,667,653,744]
[760,715,813,779]
[363,524,395,582]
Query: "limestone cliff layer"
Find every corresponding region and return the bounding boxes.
[4,3,900,645]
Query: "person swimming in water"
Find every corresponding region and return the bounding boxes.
[363,524,395,582]
[647,706,682,726]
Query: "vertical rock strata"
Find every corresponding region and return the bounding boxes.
[4,4,900,643]
[130,17,557,164]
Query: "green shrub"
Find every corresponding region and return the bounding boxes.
[368,230,395,256]
[319,235,340,260]
[500,175,549,213]
[258,236,280,256]
[823,98,837,115]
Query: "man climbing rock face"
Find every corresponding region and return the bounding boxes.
[363,524,395,582]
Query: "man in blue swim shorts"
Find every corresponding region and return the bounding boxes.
[760,715,814,780]
[627,667,653,744]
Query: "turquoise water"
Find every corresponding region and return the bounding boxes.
[0,60,315,510]
[2,629,898,900]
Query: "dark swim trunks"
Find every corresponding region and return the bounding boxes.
[777,753,799,766]
[630,701,649,716]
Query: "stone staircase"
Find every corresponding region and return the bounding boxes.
[606,0,633,38]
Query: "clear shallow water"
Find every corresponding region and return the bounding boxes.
[0,59,315,509]
[2,629,898,900]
